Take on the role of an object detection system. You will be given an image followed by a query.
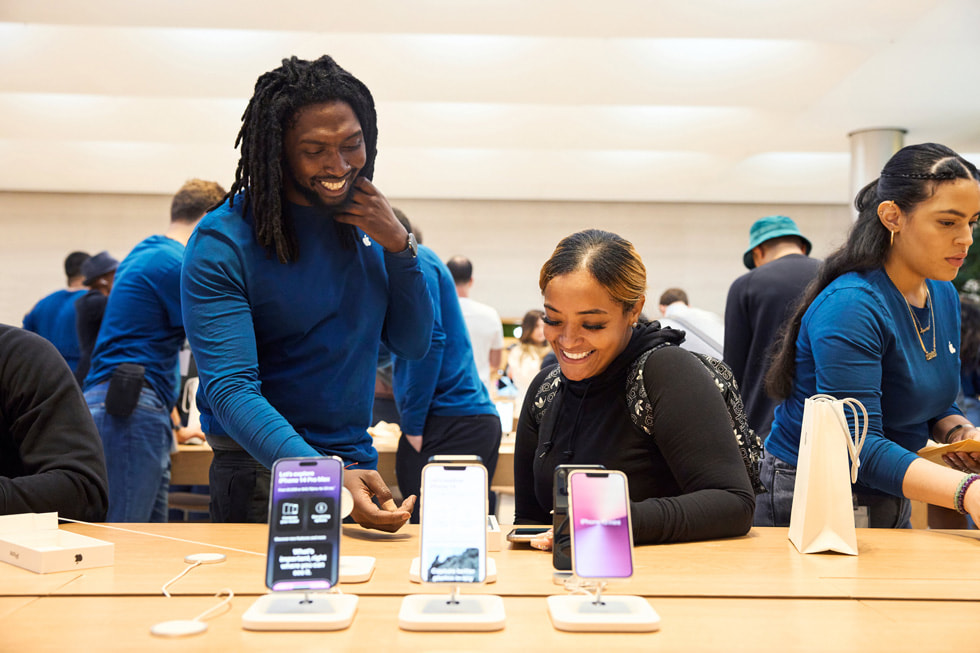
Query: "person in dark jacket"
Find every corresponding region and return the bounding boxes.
[514,229,755,546]
[0,324,108,521]
[74,250,119,386]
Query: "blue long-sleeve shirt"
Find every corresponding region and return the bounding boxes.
[85,236,186,406]
[23,289,86,373]
[180,198,433,469]
[391,244,496,435]
[767,268,962,497]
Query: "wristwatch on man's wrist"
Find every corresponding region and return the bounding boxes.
[392,231,418,258]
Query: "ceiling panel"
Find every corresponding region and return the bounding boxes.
[0,0,977,203]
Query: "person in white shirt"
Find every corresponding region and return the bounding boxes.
[657,287,725,358]
[505,309,549,408]
[446,256,504,389]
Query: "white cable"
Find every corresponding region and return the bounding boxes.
[162,561,200,598]
[192,589,235,622]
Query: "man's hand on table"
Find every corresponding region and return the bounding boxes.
[344,468,416,532]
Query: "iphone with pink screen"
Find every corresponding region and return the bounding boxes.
[567,469,633,580]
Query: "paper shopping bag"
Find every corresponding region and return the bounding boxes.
[788,394,867,555]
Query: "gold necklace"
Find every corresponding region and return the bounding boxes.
[902,288,937,361]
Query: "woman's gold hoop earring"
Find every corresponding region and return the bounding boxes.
[890,230,895,247]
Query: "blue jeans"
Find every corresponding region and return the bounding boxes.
[86,381,172,522]
[753,450,911,529]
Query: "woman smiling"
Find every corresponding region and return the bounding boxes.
[513,229,755,545]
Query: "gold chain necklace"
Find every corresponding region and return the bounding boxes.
[902,288,937,361]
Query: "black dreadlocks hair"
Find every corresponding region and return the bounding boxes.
[226,55,379,263]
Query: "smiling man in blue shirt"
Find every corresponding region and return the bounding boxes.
[181,55,433,532]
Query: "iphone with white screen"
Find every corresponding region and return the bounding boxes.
[567,469,633,580]
[265,456,343,591]
[419,462,488,583]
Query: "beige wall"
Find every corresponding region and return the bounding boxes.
[1,191,853,328]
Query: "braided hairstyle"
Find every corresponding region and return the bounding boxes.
[766,143,980,400]
[227,55,378,262]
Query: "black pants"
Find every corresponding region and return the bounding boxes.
[206,433,271,523]
[395,413,502,524]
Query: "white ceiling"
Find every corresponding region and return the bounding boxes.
[2,0,978,204]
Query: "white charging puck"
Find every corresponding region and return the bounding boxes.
[150,619,208,637]
[184,553,227,564]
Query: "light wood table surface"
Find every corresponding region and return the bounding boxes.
[5,523,980,601]
[1,594,974,653]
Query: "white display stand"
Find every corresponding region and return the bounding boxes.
[242,591,358,631]
[339,555,375,583]
[409,556,496,584]
[547,583,660,632]
[399,585,505,632]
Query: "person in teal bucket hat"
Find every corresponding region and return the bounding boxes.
[725,214,820,441]
[742,215,813,269]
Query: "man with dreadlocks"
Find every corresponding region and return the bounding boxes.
[181,55,433,531]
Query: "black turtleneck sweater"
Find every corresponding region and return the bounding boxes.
[514,322,755,544]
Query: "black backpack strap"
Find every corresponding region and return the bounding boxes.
[689,352,766,494]
[626,345,767,495]
[529,365,562,427]
[626,344,670,436]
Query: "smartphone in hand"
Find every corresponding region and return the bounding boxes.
[506,526,549,543]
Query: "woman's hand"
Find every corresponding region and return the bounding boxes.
[942,426,980,473]
[529,528,554,551]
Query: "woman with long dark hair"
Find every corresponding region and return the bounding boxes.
[757,143,980,528]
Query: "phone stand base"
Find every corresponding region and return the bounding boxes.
[398,593,505,631]
[339,555,376,583]
[546,594,660,632]
[408,557,497,583]
[242,592,358,631]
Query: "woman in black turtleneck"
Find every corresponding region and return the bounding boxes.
[513,229,755,545]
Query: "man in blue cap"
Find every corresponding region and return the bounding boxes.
[22,251,90,374]
[74,250,120,386]
[724,215,820,439]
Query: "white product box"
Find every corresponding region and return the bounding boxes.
[487,514,502,552]
[0,512,114,574]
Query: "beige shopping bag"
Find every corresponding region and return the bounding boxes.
[788,394,867,555]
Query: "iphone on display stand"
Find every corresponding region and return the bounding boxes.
[552,463,605,580]
[399,461,506,631]
[242,457,358,631]
[546,469,660,632]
